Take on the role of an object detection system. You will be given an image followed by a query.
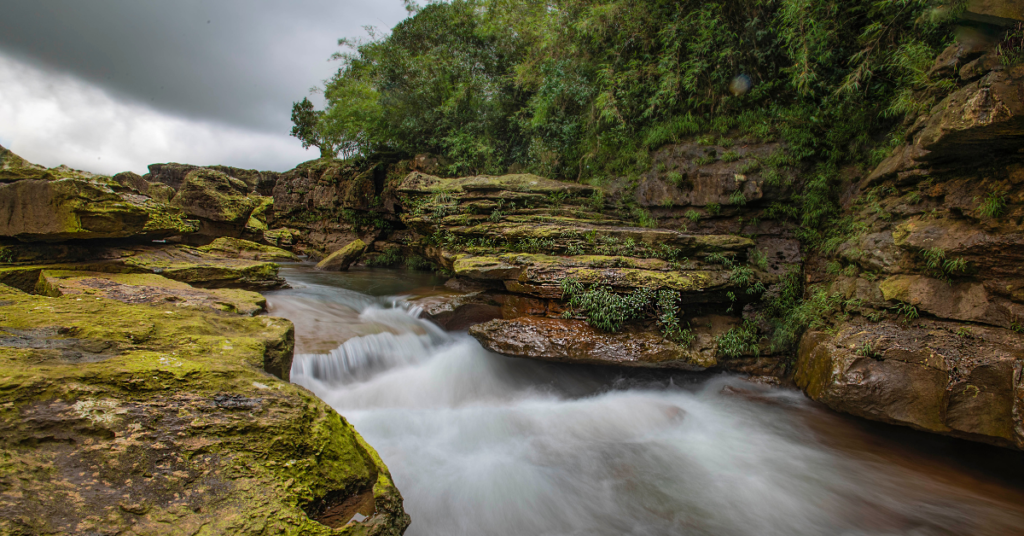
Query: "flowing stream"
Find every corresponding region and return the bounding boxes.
[268,264,1024,536]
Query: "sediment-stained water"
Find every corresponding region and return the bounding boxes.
[269,264,1024,536]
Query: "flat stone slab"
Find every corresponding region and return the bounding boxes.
[123,246,285,290]
[470,316,716,370]
[37,270,268,316]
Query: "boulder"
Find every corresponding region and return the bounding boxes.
[264,228,301,248]
[196,237,299,262]
[470,316,716,370]
[0,178,198,241]
[122,246,286,290]
[0,284,410,535]
[413,291,504,331]
[795,320,1024,449]
[316,239,367,271]
[144,162,202,191]
[35,270,268,316]
[170,168,264,224]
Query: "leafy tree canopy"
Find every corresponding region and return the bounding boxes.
[298,0,970,202]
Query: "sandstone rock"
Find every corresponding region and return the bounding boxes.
[470,317,716,370]
[795,320,1024,449]
[171,169,263,224]
[913,69,1024,164]
[316,239,367,271]
[867,68,1024,185]
[244,195,274,233]
[0,145,49,182]
[197,237,299,262]
[0,178,198,241]
[892,217,1024,279]
[963,0,1024,25]
[264,227,301,248]
[452,253,757,300]
[110,171,150,194]
[0,284,410,535]
[123,246,286,290]
[879,274,1024,328]
[144,162,202,190]
[35,269,268,316]
[635,140,788,208]
[414,291,503,331]
[398,172,595,198]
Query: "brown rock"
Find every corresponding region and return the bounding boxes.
[414,291,503,331]
[795,320,1024,449]
[879,274,1024,328]
[469,317,715,370]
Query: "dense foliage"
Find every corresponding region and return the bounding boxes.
[306,0,964,181]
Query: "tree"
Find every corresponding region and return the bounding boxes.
[289,97,343,159]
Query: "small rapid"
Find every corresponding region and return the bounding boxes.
[269,264,1024,536]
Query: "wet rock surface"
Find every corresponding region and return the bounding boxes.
[471,317,716,370]
[796,319,1024,449]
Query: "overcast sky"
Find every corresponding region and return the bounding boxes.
[0,1,410,175]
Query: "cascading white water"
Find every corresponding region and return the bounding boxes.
[273,265,1024,536]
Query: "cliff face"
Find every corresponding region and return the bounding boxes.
[238,35,1024,451]
[794,59,1024,449]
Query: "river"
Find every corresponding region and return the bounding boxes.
[267,264,1024,536]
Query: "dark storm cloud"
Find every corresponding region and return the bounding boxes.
[0,0,409,133]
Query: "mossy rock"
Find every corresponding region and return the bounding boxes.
[198,237,299,262]
[0,145,49,182]
[398,172,595,197]
[36,270,268,316]
[171,169,263,224]
[123,246,286,290]
[0,263,141,294]
[246,197,275,233]
[453,253,740,299]
[264,228,301,248]
[0,179,198,242]
[0,284,410,534]
[316,240,367,272]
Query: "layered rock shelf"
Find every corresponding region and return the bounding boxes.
[0,147,411,535]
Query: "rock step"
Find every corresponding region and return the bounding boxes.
[470,317,715,370]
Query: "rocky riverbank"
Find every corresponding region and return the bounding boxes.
[1,4,1022,531]
[0,148,410,534]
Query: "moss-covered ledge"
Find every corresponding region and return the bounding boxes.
[0,284,410,535]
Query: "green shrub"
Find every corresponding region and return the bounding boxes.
[721,151,741,163]
[365,247,403,267]
[978,191,1007,218]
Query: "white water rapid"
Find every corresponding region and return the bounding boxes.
[270,265,1024,536]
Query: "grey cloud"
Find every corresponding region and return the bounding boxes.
[0,0,409,134]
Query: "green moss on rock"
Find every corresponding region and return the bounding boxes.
[0,178,197,241]
[0,285,410,535]
[198,237,299,262]
[123,246,286,290]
